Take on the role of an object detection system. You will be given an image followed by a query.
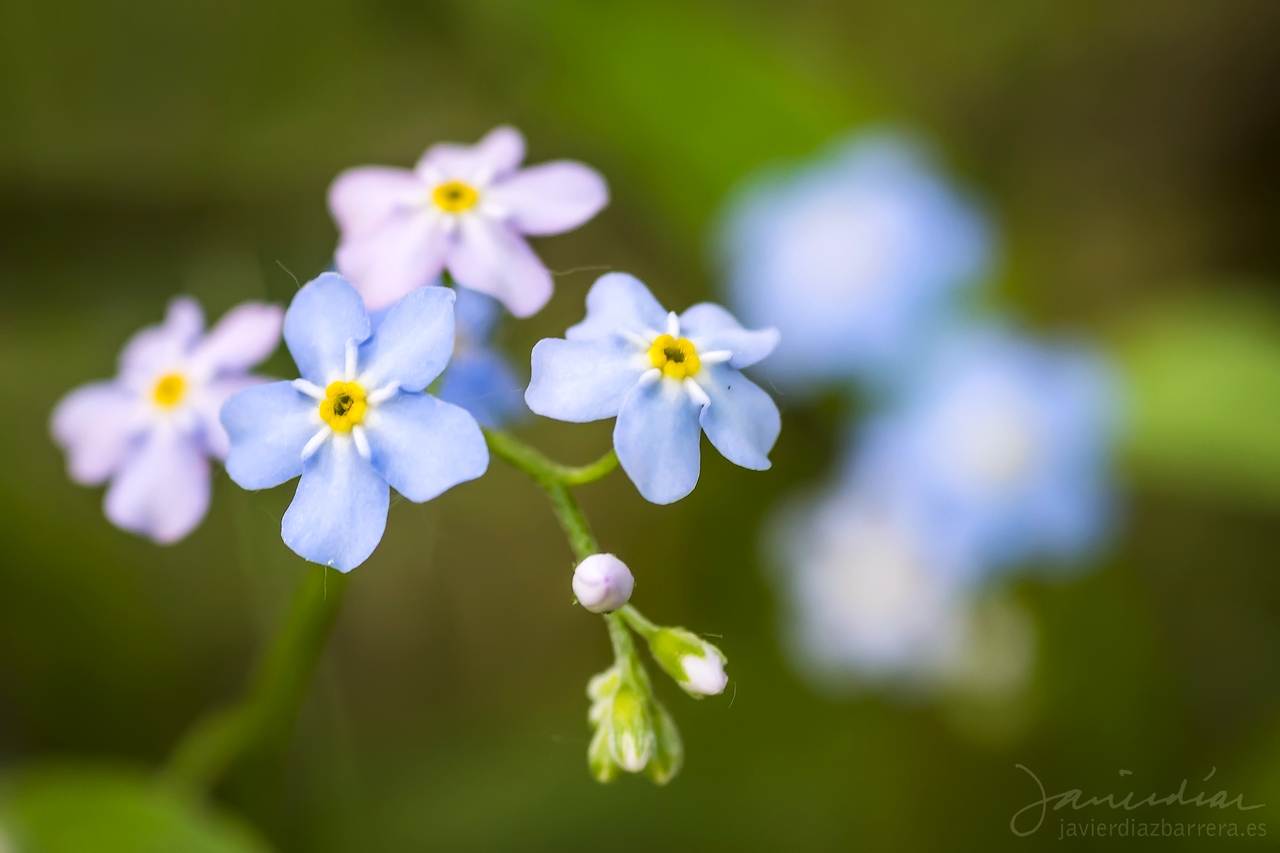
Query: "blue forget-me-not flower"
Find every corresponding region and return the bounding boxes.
[434,286,527,427]
[716,130,992,390]
[221,273,488,571]
[525,273,781,504]
[847,326,1121,580]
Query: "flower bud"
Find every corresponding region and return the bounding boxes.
[607,682,655,772]
[649,626,729,696]
[572,553,635,613]
[644,699,684,785]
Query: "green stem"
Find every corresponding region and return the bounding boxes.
[163,566,348,794]
[618,604,658,638]
[484,428,616,561]
[482,428,663,667]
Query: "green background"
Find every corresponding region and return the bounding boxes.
[2,0,1280,849]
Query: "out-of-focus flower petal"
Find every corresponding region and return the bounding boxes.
[188,302,283,379]
[328,166,425,240]
[447,216,552,318]
[416,126,526,184]
[526,337,645,422]
[194,375,266,459]
[222,381,317,489]
[51,382,146,485]
[104,429,211,544]
[364,392,488,502]
[717,130,992,389]
[119,297,205,388]
[696,365,780,470]
[336,211,451,312]
[283,273,371,384]
[613,379,703,504]
[488,161,609,236]
[436,349,526,428]
[282,438,389,572]
[566,273,668,342]
[453,285,502,344]
[679,303,780,369]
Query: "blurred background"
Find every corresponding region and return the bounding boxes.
[3,0,1280,849]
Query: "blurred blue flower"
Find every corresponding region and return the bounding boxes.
[716,130,993,390]
[51,297,283,544]
[767,484,1037,696]
[221,273,488,571]
[525,272,781,504]
[848,326,1122,581]
[434,286,527,427]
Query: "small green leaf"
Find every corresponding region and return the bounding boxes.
[0,763,271,853]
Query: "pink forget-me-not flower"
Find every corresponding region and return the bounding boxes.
[51,297,284,543]
[221,273,488,572]
[525,273,781,505]
[329,126,609,318]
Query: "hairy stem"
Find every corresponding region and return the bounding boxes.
[163,566,348,794]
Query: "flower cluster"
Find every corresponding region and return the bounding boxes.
[51,126,779,784]
[719,129,1121,696]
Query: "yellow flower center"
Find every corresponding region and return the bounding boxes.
[432,180,480,213]
[648,334,701,380]
[151,373,187,408]
[319,381,368,433]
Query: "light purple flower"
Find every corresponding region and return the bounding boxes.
[329,125,609,318]
[51,297,284,544]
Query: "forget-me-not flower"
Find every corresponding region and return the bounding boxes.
[716,130,992,389]
[849,326,1121,579]
[525,273,781,504]
[221,273,488,571]
[768,485,1035,696]
[434,286,527,427]
[51,297,283,543]
[329,126,609,318]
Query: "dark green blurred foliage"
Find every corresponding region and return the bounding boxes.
[2,0,1280,849]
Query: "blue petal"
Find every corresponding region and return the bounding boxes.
[613,378,703,504]
[697,364,780,470]
[526,337,645,422]
[358,285,456,392]
[566,273,668,341]
[679,303,780,369]
[282,437,389,572]
[284,273,371,384]
[221,381,317,489]
[363,392,488,501]
[454,285,502,345]
[437,349,527,427]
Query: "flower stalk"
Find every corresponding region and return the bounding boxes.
[163,565,348,794]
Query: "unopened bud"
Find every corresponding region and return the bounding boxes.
[644,699,684,785]
[649,627,729,696]
[607,682,655,772]
[573,553,635,613]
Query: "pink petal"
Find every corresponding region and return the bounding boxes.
[104,429,211,544]
[51,382,147,485]
[119,297,205,389]
[187,302,283,380]
[488,161,609,236]
[335,211,451,311]
[446,216,553,318]
[192,375,268,459]
[415,126,526,184]
[328,166,425,241]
